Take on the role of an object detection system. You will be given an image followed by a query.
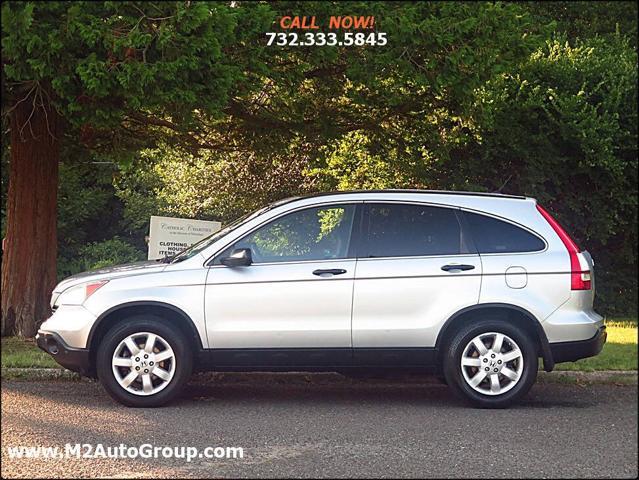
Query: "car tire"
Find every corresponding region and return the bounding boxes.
[443,319,538,408]
[96,315,193,407]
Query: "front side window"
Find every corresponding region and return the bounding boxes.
[222,204,356,263]
[463,211,545,253]
[365,203,470,257]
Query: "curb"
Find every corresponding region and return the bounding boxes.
[2,368,637,385]
[1,367,83,381]
[537,369,637,385]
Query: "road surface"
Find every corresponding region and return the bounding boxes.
[1,377,637,478]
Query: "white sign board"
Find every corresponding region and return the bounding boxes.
[148,216,221,260]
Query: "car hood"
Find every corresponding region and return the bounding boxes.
[53,260,167,294]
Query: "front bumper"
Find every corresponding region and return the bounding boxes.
[549,326,607,364]
[38,304,97,349]
[36,331,92,376]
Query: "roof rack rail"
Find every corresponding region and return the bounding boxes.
[296,189,527,200]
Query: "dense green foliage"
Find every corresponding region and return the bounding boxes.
[1,1,272,136]
[525,1,638,45]
[473,36,638,315]
[2,1,637,315]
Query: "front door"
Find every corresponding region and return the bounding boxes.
[204,203,359,367]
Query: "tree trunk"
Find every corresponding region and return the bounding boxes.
[1,93,61,337]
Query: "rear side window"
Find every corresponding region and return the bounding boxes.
[463,211,545,254]
[365,204,471,257]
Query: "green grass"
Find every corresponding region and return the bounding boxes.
[606,317,638,326]
[1,318,637,372]
[1,337,58,368]
[553,319,637,372]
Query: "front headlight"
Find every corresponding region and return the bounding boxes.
[55,280,109,307]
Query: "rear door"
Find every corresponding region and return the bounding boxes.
[351,202,482,364]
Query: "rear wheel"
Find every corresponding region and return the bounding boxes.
[97,315,192,407]
[443,319,537,408]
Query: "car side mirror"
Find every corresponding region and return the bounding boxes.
[220,248,252,267]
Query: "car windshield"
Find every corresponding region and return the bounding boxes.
[168,199,297,263]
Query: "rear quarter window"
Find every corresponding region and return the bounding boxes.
[463,211,545,254]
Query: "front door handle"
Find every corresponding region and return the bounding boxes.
[313,268,347,276]
[441,264,475,272]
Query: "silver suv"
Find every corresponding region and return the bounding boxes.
[37,190,606,408]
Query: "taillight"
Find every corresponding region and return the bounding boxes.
[536,204,591,290]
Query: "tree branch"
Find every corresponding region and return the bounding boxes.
[125,111,234,152]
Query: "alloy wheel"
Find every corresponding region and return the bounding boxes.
[111,332,176,396]
[460,332,524,396]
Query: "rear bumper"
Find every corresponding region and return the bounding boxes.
[36,331,92,376]
[549,326,607,364]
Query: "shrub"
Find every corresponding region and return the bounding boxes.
[472,35,638,315]
[58,237,144,278]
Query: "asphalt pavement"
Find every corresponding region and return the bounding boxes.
[1,376,637,478]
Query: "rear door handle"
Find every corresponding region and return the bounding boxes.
[441,264,475,272]
[313,268,347,276]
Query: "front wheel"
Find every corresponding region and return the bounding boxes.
[97,316,193,407]
[443,319,538,408]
